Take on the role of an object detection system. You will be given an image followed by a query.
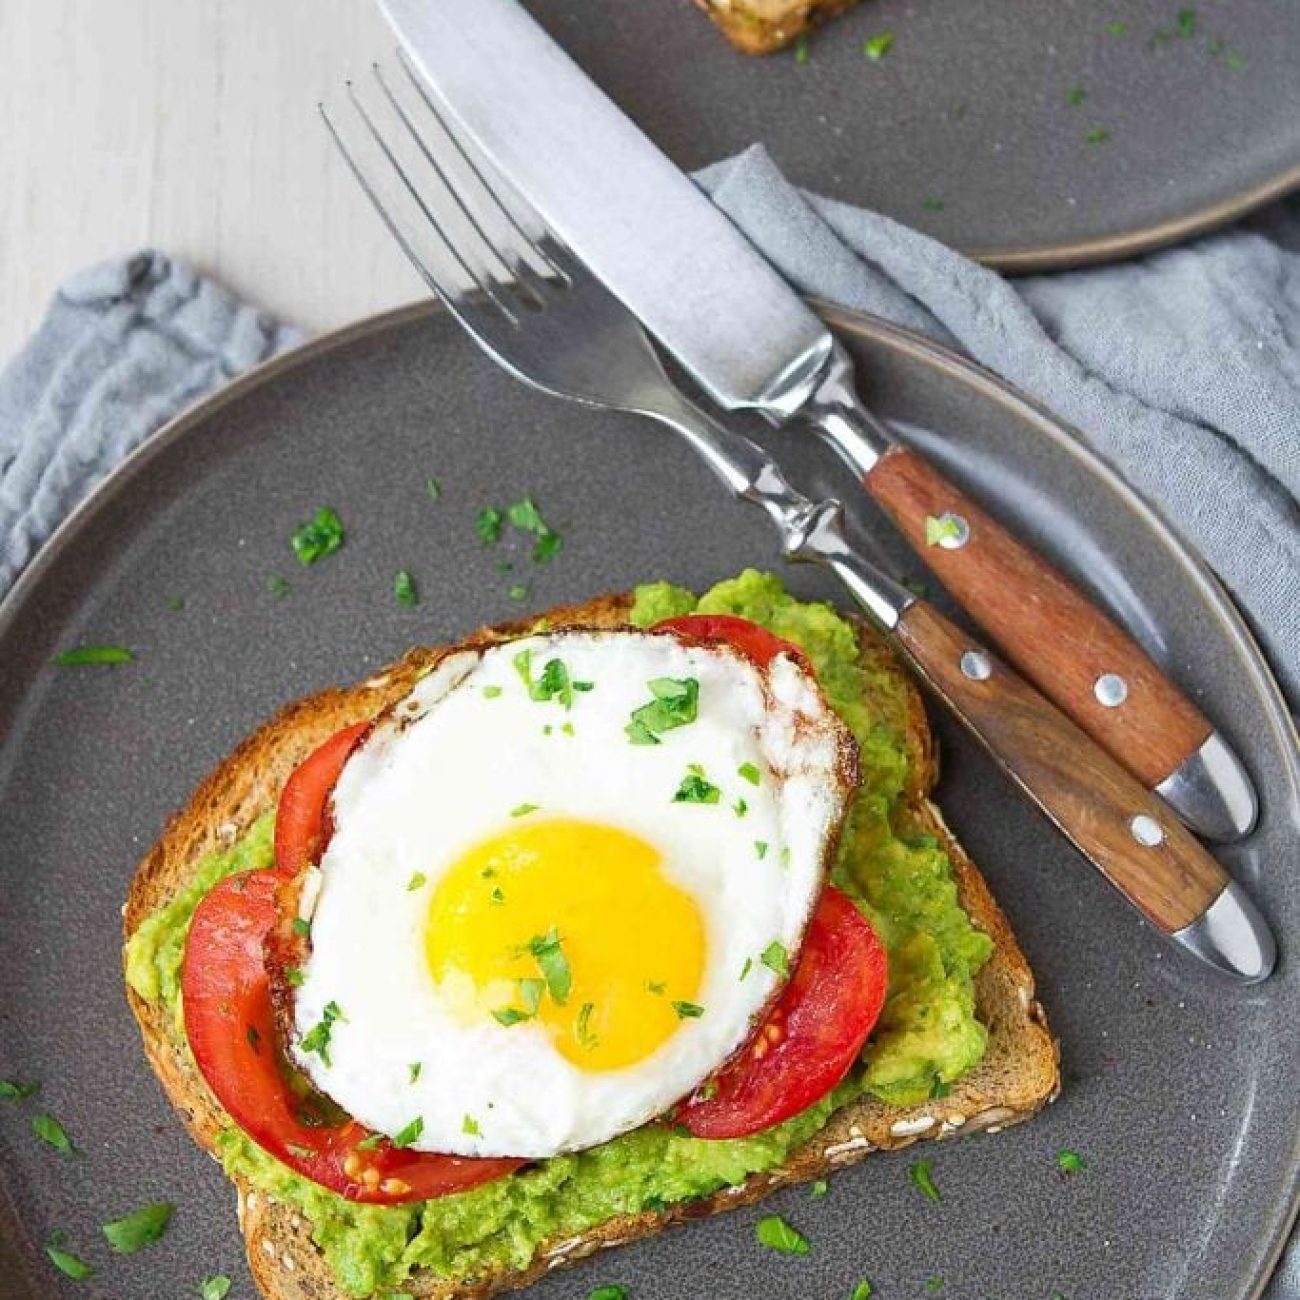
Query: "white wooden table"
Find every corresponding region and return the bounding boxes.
[0,0,424,365]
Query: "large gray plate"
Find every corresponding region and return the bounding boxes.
[520,0,1300,270]
[0,303,1296,1300]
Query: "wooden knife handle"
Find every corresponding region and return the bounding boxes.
[866,444,1210,790]
[894,601,1227,933]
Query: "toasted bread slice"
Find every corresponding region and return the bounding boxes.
[124,593,1058,1300]
[692,0,865,55]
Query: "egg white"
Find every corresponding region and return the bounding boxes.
[290,629,854,1158]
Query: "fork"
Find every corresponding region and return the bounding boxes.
[318,60,1273,982]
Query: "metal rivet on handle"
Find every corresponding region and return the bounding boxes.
[1130,814,1164,846]
[960,650,992,681]
[1094,673,1129,707]
[936,512,970,549]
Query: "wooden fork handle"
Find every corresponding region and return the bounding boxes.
[894,601,1227,934]
[866,444,1210,790]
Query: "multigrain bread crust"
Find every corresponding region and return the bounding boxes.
[692,0,864,56]
[123,594,1059,1300]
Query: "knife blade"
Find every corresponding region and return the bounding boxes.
[377,0,1259,846]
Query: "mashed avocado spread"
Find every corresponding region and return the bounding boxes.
[125,571,991,1297]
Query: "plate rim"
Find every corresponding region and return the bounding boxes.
[0,298,1296,1299]
[970,161,1300,273]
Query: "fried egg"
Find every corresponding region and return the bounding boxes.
[289,627,856,1159]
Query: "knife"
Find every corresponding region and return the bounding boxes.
[376,0,1258,846]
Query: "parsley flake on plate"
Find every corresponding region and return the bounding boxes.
[44,1233,94,1280]
[588,1287,628,1300]
[425,476,442,501]
[1057,1148,1087,1173]
[1084,126,1111,145]
[291,507,345,566]
[51,645,134,666]
[394,570,418,607]
[909,1157,943,1204]
[477,506,505,545]
[850,1283,873,1300]
[199,1277,233,1300]
[755,1213,810,1255]
[0,1079,38,1100]
[863,31,895,61]
[810,1178,829,1199]
[267,574,290,598]
[32,1112,77,1156]
[102,1201,174,1253]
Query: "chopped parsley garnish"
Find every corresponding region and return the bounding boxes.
[506,497,563,562]
[490,887,506,905]
[292,916,310,937]
[925,1279,945,1294]
[44,1233,93,1280]
[738,761,761,786]
[407,872,427,892]
[924,514,963,546]
[1176,8,1196,37]
[394,570,418,607]
[673,764,721,805]
[510,803,539,818]
[514,650,592,710]
[477,507,505,545]
[739,956,753,981]
[32,1112,77,1156]
[519,977,545,1016]
[922,197,945,212]
[733,798,748,818]
[102,1202,174,1253]
[909,1157,943,1204]
[810,1178,829,1199]
[267,574,291,598]
[863,31,895,61]
[1066,85,1087,106]
[1105,19,1127,35]
[52,645,134,666]
[626,677,699,744]
[200,1277,233,1300]
[761,940,791,979]
[0,1079,39,1100]
[291,507,345,566]
[1084,126,1111,145]
[588,1287,628,1300]
[482,685,503,698]
[850,1283,873,1300]
[646,980,666,995]
[408,1062,422,1083]
[755,1213,810,1255]
[577,1002,599,1050]
[392,1116,424,1148]
[561,721,575,737]
[508,584,529,601]
[492,1006,530,1027]
[425,476,442,501]
[672,1000,704,1020]
[165,596,186,612]
[354,1133,384,1151]
[1057,1148,1086,1173]
[794,34,810,64]
[754,841,769,860]
[300,1000,345,1067]
[462,1113,481,1137]
[527,928,572,1004]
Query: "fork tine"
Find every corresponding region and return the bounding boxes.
[335,82,523,324]
[394,47,570,285]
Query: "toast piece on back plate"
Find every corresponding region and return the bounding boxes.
[123,576,1058,1300]
[692,0,865,55]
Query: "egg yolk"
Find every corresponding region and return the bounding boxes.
[425,818,706,1071]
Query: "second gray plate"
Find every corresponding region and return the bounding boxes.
[0,303,1296,1299]
[522,0,1300,270]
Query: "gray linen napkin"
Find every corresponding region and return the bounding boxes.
[0,158,1296,1295]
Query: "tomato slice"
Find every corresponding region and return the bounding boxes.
[654,613,808,670]
[182,868,523,1203]
[677,886,887,1140]
[274,722,370,876]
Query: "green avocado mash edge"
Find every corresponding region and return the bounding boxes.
[125,570,992,1298]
